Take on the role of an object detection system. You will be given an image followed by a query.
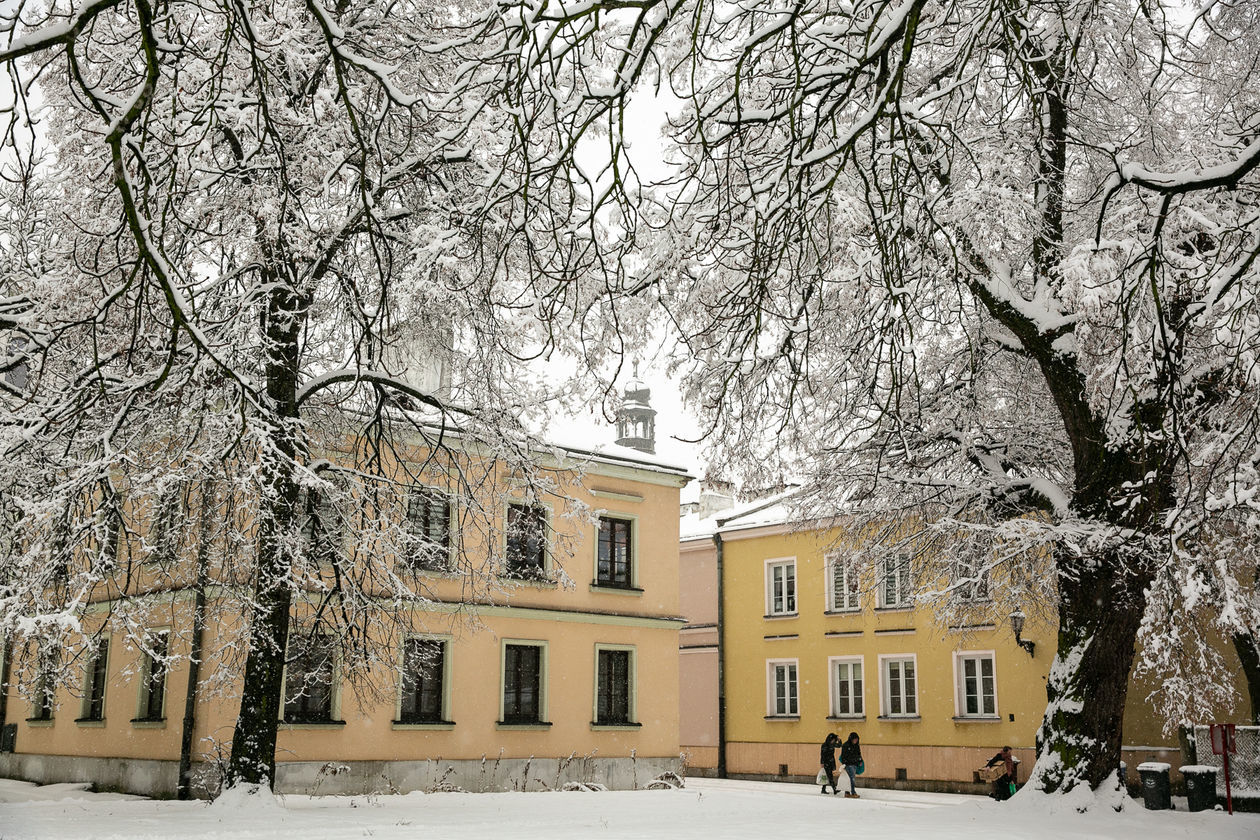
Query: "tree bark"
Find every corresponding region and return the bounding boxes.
[1033,545,1148,794]
[1234,631,1260,726]
[225,281,305,790]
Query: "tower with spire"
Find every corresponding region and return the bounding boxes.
[615,363,657,454]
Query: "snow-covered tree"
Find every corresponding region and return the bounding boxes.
[446,0,1260,794]
[0,0,622,792]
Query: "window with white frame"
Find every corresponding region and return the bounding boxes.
[767,660,799,716]
[827,553,861,612]
[881,656,917,717]
[765,559,797,616]
[878,553,912,608]
[955,652,997,717]
[830,657,864,717]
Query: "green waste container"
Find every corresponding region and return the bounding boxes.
[1180,765,1218,812]
[1137,762,1172,810]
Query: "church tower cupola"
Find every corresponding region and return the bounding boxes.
[615,364,657,454]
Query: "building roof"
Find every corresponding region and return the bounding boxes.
[679,486,801,542]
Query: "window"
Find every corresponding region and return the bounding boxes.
[137,631,169,721]
[301,481,344,565]
[878,554,912,609]
[765,559,797,616]
[827,554,861,612]
[596,516,634,588]
[956,652,997,717]
[81,638,109,721]
[502,642,545,724]
[767,660,799,717]
[881,656,917,717]
[399,638,447,723]
[406,487,452,571]
[830,657,864,718]
[30,645,59,721]
[596,647,633,725]
[953,554,991,602]
[147,491,181,565]
[505,503,547,578]
[283,636,336,723]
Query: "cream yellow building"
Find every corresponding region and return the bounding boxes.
[679,494,1253,792]
[0,432,691,798]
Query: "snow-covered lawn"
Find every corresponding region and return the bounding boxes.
[1,776,1254,840]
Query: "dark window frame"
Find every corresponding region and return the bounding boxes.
[502,643,543,724]
[30,646,59,722]
[596,517,634,588]
[406,487,453,571]
[596,648,633,725]
[81,637,109,721]
[283,636,337,724]
[137,631,169,722]
[399,638,447,724]
[505,503,548,578]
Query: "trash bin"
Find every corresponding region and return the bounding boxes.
[1180,765,1218,812]
[1137,762,1172,810]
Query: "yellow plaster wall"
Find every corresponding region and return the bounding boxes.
[720,526,1053,766]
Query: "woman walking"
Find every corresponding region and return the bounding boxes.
[819,733,840,794]
[840,732,863,798]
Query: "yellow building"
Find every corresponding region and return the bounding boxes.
[679,494,1253,793]
[0,418,691,797]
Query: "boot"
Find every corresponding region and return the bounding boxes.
[821,785,829,794]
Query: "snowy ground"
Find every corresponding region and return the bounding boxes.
[1,776,1255,840]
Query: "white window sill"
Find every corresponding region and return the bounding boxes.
[495,722,552,731]
[130,719,167,729]
[25,718,54,728]
[827,715,866,721]
[877,715,921,722]
[764,715,800,722]
[392,721,456,731]
[75,718,107,728]
[591,721,642,731]
[763,613,799,620]
[279,721,346,730]
[952,715,1001,723]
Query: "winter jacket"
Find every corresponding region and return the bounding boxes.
[840,740,862,767]
[820,740,837,768]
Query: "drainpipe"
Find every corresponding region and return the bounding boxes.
[0,637,9,730]
[714,531,726,779]
[177,482,213,800]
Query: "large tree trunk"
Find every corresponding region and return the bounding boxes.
[225,282,305,790]
[1032,545,1148,795]
[1234,631,1260,726]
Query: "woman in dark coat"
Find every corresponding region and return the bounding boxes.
[839,732,863,798]
[819,733,840,794]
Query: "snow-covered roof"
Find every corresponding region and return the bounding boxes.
[680,487,801,542]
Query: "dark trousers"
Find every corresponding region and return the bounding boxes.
[822,764,837,789]
[992,774,1013,800]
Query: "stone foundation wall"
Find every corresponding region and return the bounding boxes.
[0,752,684,799]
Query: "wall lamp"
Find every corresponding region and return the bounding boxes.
[1009,609,1036,658]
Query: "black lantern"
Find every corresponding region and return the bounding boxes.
[1009,609,1036,658]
